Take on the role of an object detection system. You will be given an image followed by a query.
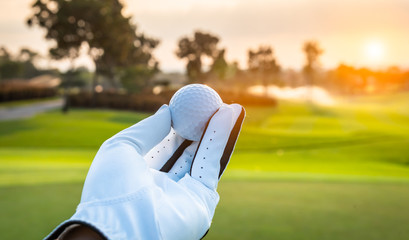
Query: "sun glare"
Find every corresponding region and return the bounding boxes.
[365,41,384,61]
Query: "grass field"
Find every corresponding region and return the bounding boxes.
[1,93,409,239]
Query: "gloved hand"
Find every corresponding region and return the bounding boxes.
[45,103,245,240]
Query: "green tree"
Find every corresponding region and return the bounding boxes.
[59,67,92,88]
[0,47,11,60]
[176,31,221,83]
[18,48,40,79]
[209,49,228,80]
[248,45,280,95]
[27,0,159,91]
[120,64,158,93]
[302,40,323,86]
[0,47,40,80]
[0,47,22,80]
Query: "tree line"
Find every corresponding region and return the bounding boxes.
[1,0,407,96]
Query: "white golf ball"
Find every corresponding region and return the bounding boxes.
[169,84,223,141]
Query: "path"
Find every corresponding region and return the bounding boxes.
[0,99,63,121]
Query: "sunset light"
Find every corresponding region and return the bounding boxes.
[1,1,409,240]
[365,41,385,62]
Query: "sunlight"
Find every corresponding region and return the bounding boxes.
[248,85,335,106]
[365,41,384,61]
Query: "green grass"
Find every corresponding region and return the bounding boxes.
[0,149,92,186]
[0,109,149,148]
[209,181,409,240]
[1,93,409,239]
[0,183,81,240]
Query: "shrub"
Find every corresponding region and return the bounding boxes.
[0,81,57,102]
[68,87,276,112]
[69,91,170,112]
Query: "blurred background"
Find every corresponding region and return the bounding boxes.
[1,0,409,239]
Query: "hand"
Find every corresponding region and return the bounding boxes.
[46,103,245,240]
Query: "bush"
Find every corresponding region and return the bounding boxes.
[68,87,276,112]
[0,81,57,102]
[69,91,171,112]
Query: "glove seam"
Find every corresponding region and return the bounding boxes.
[103,137,144,155]
[180,174,219,201]
[77,186,152,209]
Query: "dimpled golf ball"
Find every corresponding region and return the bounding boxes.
[169,84,223,141]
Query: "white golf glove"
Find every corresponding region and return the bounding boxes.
[45,103,245,240]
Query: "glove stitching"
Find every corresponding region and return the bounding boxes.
[77,186,152,209]
[180,175,219,202]
[189,109,220,176]
[104,136,144,155]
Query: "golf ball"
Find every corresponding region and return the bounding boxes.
[169,84,223,141]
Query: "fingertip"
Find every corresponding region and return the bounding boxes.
[213,104,245,127]
[213,104,234,122]
[189,103,246,189]
[228,103,246,119]
[157,104,170,113]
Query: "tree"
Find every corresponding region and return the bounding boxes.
[176,31,221,83]
[120,64,158,93]
[27,0,159,91]
[248,45,280,95]
[0,47,22,80]
[0,46,41,80]
[0,47,11,60]
[18,48,40,79]
[209,49,228,80]
[302,40,323,86]
[18,48,38,62]
[59,67,92,88]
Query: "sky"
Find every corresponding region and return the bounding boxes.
[1,0,409,72]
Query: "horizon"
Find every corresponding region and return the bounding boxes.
[1,0,409,73]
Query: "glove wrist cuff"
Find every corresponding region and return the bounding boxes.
[44,220,107,240]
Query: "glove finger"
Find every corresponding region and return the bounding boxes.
[165,141,199,181]
[107,104,172,156]
[190,104,245,190]
[144,128,193,171]
[217,104,245,178]
[80,105,172,201]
